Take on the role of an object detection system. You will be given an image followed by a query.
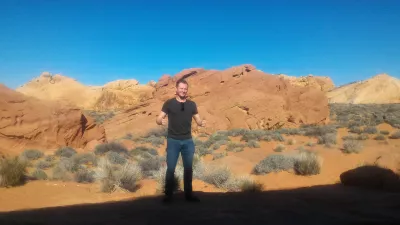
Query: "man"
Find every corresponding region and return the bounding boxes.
[156,78,206,203]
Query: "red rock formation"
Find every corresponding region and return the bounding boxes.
[104,64,330,139]
[0,84,106,155]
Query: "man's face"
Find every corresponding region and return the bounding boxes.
[176,83,188,98]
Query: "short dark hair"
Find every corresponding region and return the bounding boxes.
[176,79,189,87]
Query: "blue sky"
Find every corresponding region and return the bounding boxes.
[1,0,399,89]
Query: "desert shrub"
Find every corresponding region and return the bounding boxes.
[374,134,386,140]
[252,154,294,175]
[349,126,362,134]
[0,157,27,187]
[31,169,47,180]
[212,152,227,160]
[293,150,322,176]
[72,153,97,166]
[94,158,142,193]
[380,130,390,135]
[240,130,266,142]
[236,176,264,192]
[317,133,337,146]
[154,165,181,193]
[226,142,245,152]
[44,155,56,162]
[287,139,296,145]
[247,140,260,148]
[137,135,165,147]
[36,160,53,170]
[268,132,285,142]
[84,110,115,124]
[301,125,337,137]
[55,147,77,158]
[74,168,95,183]
[196,146,213,156]
[130,146,158,159]
[138,156,164,178]
[276,128,302,136]
[342,135,357,140]
[274,144,285,152]
[20,149,43,160]
[201,165,232,189]
[363,126,378,134]
[51,165,71,181]
[356,134,368,140]
[212,140,229,150]
[145,127,167,138]
[94,142,128,156]
[106,152,127,165]
[223,175,264,192]
[389,130,400,139]
[305,142,315,147]
[209,132,231,143]
[342,140,363,154]
[226,128,247,137]
[197,133,209,138]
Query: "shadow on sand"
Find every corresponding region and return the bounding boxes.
[1,166,400,225]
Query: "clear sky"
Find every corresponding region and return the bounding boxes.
[1,0,399,89]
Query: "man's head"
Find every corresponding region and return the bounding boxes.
[175,79,189,99]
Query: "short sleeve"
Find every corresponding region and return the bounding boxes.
[192,101,198,115]
[161,100,169,114]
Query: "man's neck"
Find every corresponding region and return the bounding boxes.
[175,96,187,102]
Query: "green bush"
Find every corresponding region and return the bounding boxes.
[20,149,43,160]
[252,154,294,175]
[55,147,77,158]
[94,142,128,155]
[31,169,48,180]
[342,140,363,154]
[0,157,27,187]
[293,150,322,176]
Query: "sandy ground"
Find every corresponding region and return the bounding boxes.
[0,123,399,224]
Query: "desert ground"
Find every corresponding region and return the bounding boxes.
[1,67,400,224]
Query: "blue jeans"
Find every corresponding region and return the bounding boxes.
[165,137,195,196]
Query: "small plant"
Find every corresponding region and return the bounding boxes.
[138,156,164,177]
[226,142,245,152]
[20,149,44,160]
[342,140,363,154]
[74,168,95,183]
[374,134,386,140]
[305,142,315,147]
[349,126,362,134]
[0,157,27,187]
[252,154,294,175]
[363,126,378,134]
[31,169,48,180]
[94,158,143,193]
[94,142,128,156]
[389,130,400,139]
[293,150,322,176]
[212,152,227,160]
[247,140,260,148]
[154,165,181,193]
[55,147,77,158]
[106,151,127,165]
[357,134,368,140]
[287,139,296,145]
[317,133,337,147]
[51,165,71,181]
[36,160,53,170]
[238,176,264,192]
[380,130,390,135]
[130,146,158,159]
[274,144,285,152]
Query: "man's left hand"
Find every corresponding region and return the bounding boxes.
[200,120,206,127]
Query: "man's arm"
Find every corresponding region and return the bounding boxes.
[193,114,205,127]
[156,111,167,125]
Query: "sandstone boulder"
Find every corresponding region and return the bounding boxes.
[0,84,106,155]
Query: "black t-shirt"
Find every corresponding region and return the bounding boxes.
[161,97,198,140]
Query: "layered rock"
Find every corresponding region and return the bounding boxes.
[326,73,400,104]
[16,72,155,111]
[277,74,335,92]
[0,84,106,154]
[104,64,330,139]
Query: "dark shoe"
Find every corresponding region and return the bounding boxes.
[185,194,200,202]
